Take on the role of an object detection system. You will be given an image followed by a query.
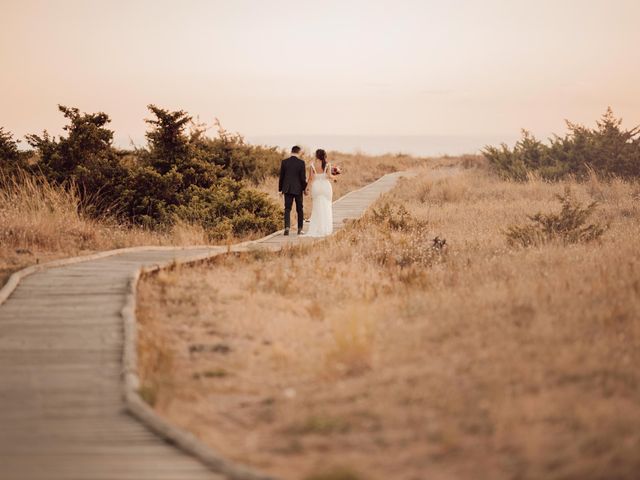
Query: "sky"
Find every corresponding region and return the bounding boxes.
[1,0,639,150]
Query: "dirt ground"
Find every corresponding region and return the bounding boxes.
[137,167,640,480]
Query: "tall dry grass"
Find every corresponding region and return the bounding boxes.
[0,173,207,286]
[137,164,640,480]
[1,152,431,287]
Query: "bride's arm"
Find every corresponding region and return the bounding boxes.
[306,164,314,192]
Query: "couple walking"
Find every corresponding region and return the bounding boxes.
[278,145,337,237]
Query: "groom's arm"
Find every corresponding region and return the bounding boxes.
[278,160,285,193]
[300,162,307,192]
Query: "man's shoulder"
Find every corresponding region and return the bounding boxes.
[283,156,305,166]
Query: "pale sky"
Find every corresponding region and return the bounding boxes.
[1,0,639,148]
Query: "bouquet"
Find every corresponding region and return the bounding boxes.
[331,164,342,175]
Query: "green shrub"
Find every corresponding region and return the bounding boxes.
[128,105,280,235]
[483,108,640,180]
[16,104,281,239]
[25,106,128,216]
[143,105,194,175]
[370,202,428,231]
[190,120,282,185]
[506,187,606,247]
[365,203,445,269]
[118,164,183,226]
[172,178,279,240]
[0,127,27,174]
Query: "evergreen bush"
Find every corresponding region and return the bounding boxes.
[3,104,281,239]
[483,108,640,180]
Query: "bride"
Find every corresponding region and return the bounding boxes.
[306,148,335,237]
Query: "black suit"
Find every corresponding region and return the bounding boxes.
[278,155,307,230]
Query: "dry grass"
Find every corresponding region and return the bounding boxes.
[0,173,208,286]
[137,163,640,480]
[0,152,432,287]
[505,186,606,247]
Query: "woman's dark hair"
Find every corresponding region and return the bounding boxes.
[315,148,327,171]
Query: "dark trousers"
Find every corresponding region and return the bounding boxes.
[284,193,304,230]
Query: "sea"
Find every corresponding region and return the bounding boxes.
[245,134,521,158]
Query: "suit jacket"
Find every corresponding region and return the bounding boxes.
[278,155,307,195]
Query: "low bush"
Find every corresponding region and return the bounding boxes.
[370,202,428,232]
[483,108,640,180]
[506,187,606,247]
[2,104,282,240]
[172,178,279,240]
[370,202,413,230]
[25,106,128,216]
[359,203,445,270]
[190,120,281,184]
[0,127,27,174]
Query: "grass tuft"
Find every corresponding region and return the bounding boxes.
[193,368,228,379]
[325,305,375,377]
[287,414,351,436]
[506,186,607,247]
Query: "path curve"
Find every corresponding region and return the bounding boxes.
[0,171,412,480]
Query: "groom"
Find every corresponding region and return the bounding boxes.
[278,145,308,236]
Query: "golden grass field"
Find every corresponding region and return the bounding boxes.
[0,176,161,286]
[0,152,421,287]
[0,173,208,287]
[137,162,640,480]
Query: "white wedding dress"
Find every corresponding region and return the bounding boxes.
[306,163,333,237]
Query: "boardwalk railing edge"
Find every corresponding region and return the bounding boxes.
[120,172,411,480]
[122,244,280,480]
[0,170,413,480]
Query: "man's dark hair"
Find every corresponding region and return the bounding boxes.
[291,145,301,154]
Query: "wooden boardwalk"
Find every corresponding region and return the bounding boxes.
[0,171,411,480]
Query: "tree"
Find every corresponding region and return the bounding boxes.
[191,120,282,184]
[0,127,25,174]
[483,108,640,180]
[25,105,125,214]
[17,103,281,238]
[144,104,192,174]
